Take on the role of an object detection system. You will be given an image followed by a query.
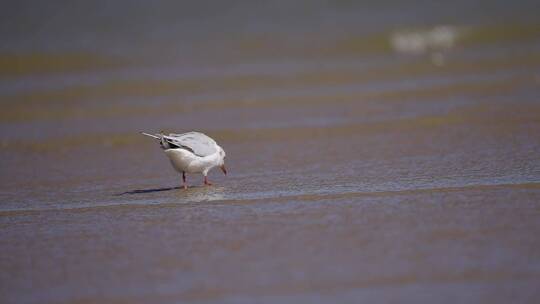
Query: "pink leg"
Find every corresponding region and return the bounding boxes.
[182,172,188,189]
[204,175,212,186]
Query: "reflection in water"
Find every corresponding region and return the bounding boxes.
[179,186,227,203]
[116,186,227,205]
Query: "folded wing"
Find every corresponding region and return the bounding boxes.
[163,132,218,157]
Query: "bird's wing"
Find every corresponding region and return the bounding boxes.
[164,132,218,157]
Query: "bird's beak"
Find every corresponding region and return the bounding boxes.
[220,165,227,175]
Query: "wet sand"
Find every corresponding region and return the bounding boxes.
[2,102,540,303]
[2,183,540,303]
[1,1,540,303]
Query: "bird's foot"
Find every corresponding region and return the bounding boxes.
[204,176,212,186]
[182,172,188,189]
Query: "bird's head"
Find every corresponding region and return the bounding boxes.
[218,147,227,175]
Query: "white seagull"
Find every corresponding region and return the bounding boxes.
[142,131,227,189]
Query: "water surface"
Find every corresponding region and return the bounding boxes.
[1,1,540,303]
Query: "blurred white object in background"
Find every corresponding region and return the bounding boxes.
[390,25,459,55]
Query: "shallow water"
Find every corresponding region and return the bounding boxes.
[1,1,540,303]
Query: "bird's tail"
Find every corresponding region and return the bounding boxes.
[141,132,172,149]
[141,132,161,139]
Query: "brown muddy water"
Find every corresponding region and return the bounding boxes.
[1,1,540,303]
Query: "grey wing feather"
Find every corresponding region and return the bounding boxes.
[164,132,218,157]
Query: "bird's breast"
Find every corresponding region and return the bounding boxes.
[164,149,206,173]
[164,149,192,172]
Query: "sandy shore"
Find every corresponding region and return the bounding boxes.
[2,1,540,303]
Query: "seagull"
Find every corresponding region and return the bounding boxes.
[142,131,227,189]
